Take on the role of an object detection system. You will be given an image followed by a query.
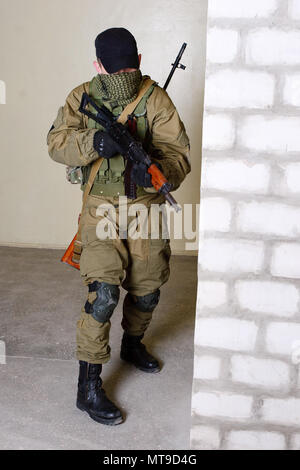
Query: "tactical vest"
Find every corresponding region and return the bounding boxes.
[81,75,157,198]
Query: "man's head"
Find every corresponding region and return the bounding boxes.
[95,28,141,75]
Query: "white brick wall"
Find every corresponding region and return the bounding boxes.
[230,355,290,389]
[284,163,300,194]
[225,430,286,450]
[193,355,221,380]
[265,322,300,355]
[271,243,300,278]
[246,29,300,66]
[237,201,300,238]
[192,0,300,451]
[207,28,239,64]
[202,114,235,150]
[192,391,253,419]
[198,238,264,273]
[289,0,300,20]
[199,197,231,232]
[206,70,274,108]
[202,159,270,194]
[261,398,300,426]
[208,0,278,19]
[235,280,299,317]
[190,425,220,450]
[290,434,300,450]
[283,74,300,106]
[196,280,228,309]
[194,317,258,351]
[239,116,300,152]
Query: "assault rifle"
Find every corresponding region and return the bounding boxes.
[78,92,180,210]
[61,43,187,269]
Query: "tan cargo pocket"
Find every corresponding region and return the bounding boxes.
[80,236,123,283]
[81,203,117,246]
[148,238,171,275]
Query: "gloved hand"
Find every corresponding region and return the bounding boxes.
[131,162,162,188]
[93,130,121,159]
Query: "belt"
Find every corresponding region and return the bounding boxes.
[81,181,149,198]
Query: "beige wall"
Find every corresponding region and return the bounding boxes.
[0,0,207,253]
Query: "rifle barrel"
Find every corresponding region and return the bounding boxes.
[163,42,187,91]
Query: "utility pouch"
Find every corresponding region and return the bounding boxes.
[66,166,83,184]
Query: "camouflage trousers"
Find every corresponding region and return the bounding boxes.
[76,193,171,364]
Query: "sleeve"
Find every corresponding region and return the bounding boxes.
[47,82,100,167]
[146,86,191,192]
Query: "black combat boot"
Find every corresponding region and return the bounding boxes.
[76,361,123,425]
[120,332,160,373]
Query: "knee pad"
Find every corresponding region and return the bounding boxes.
[131,289,160,312]
[85,281,120,323]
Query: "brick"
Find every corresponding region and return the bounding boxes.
[208,0,278,18]
[193,355,221,380]
[284,163,300,194]
[246,29,300,65]
[207,28,239,64]
[235,280,299,317]
[199,197,231,232]
[230,355,290,390]
[261,397,300,426]
[198,238,264,273]
[194,317,258,352]
[290,434,300,450]
[271,243,300,278]
[190,425,220,450]
[202,114,235,150]
[266,322,300,355]
[239,115,300,152]
[197,280,228,309]
[225,430,286,450]
[206,70,274,108]
[289,0,300,20]
[202,159,269,194]
[283,74,300,106]
[237,201,300,238]
[192,391,253,419]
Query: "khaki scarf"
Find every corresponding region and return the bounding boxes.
[94,70,142,107]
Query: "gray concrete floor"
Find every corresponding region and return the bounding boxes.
[0,246,197,450]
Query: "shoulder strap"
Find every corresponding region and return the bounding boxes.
[118,77,156,124]
[78,77,156,236]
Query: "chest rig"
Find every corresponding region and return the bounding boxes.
[81,75,156,198]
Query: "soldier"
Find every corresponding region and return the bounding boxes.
[47,27,190,426]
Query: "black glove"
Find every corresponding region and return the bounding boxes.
[93,130,121,159]
[131,162,162,188]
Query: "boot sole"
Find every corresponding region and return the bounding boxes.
[120,355,161,373]
[76,400,124,426]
